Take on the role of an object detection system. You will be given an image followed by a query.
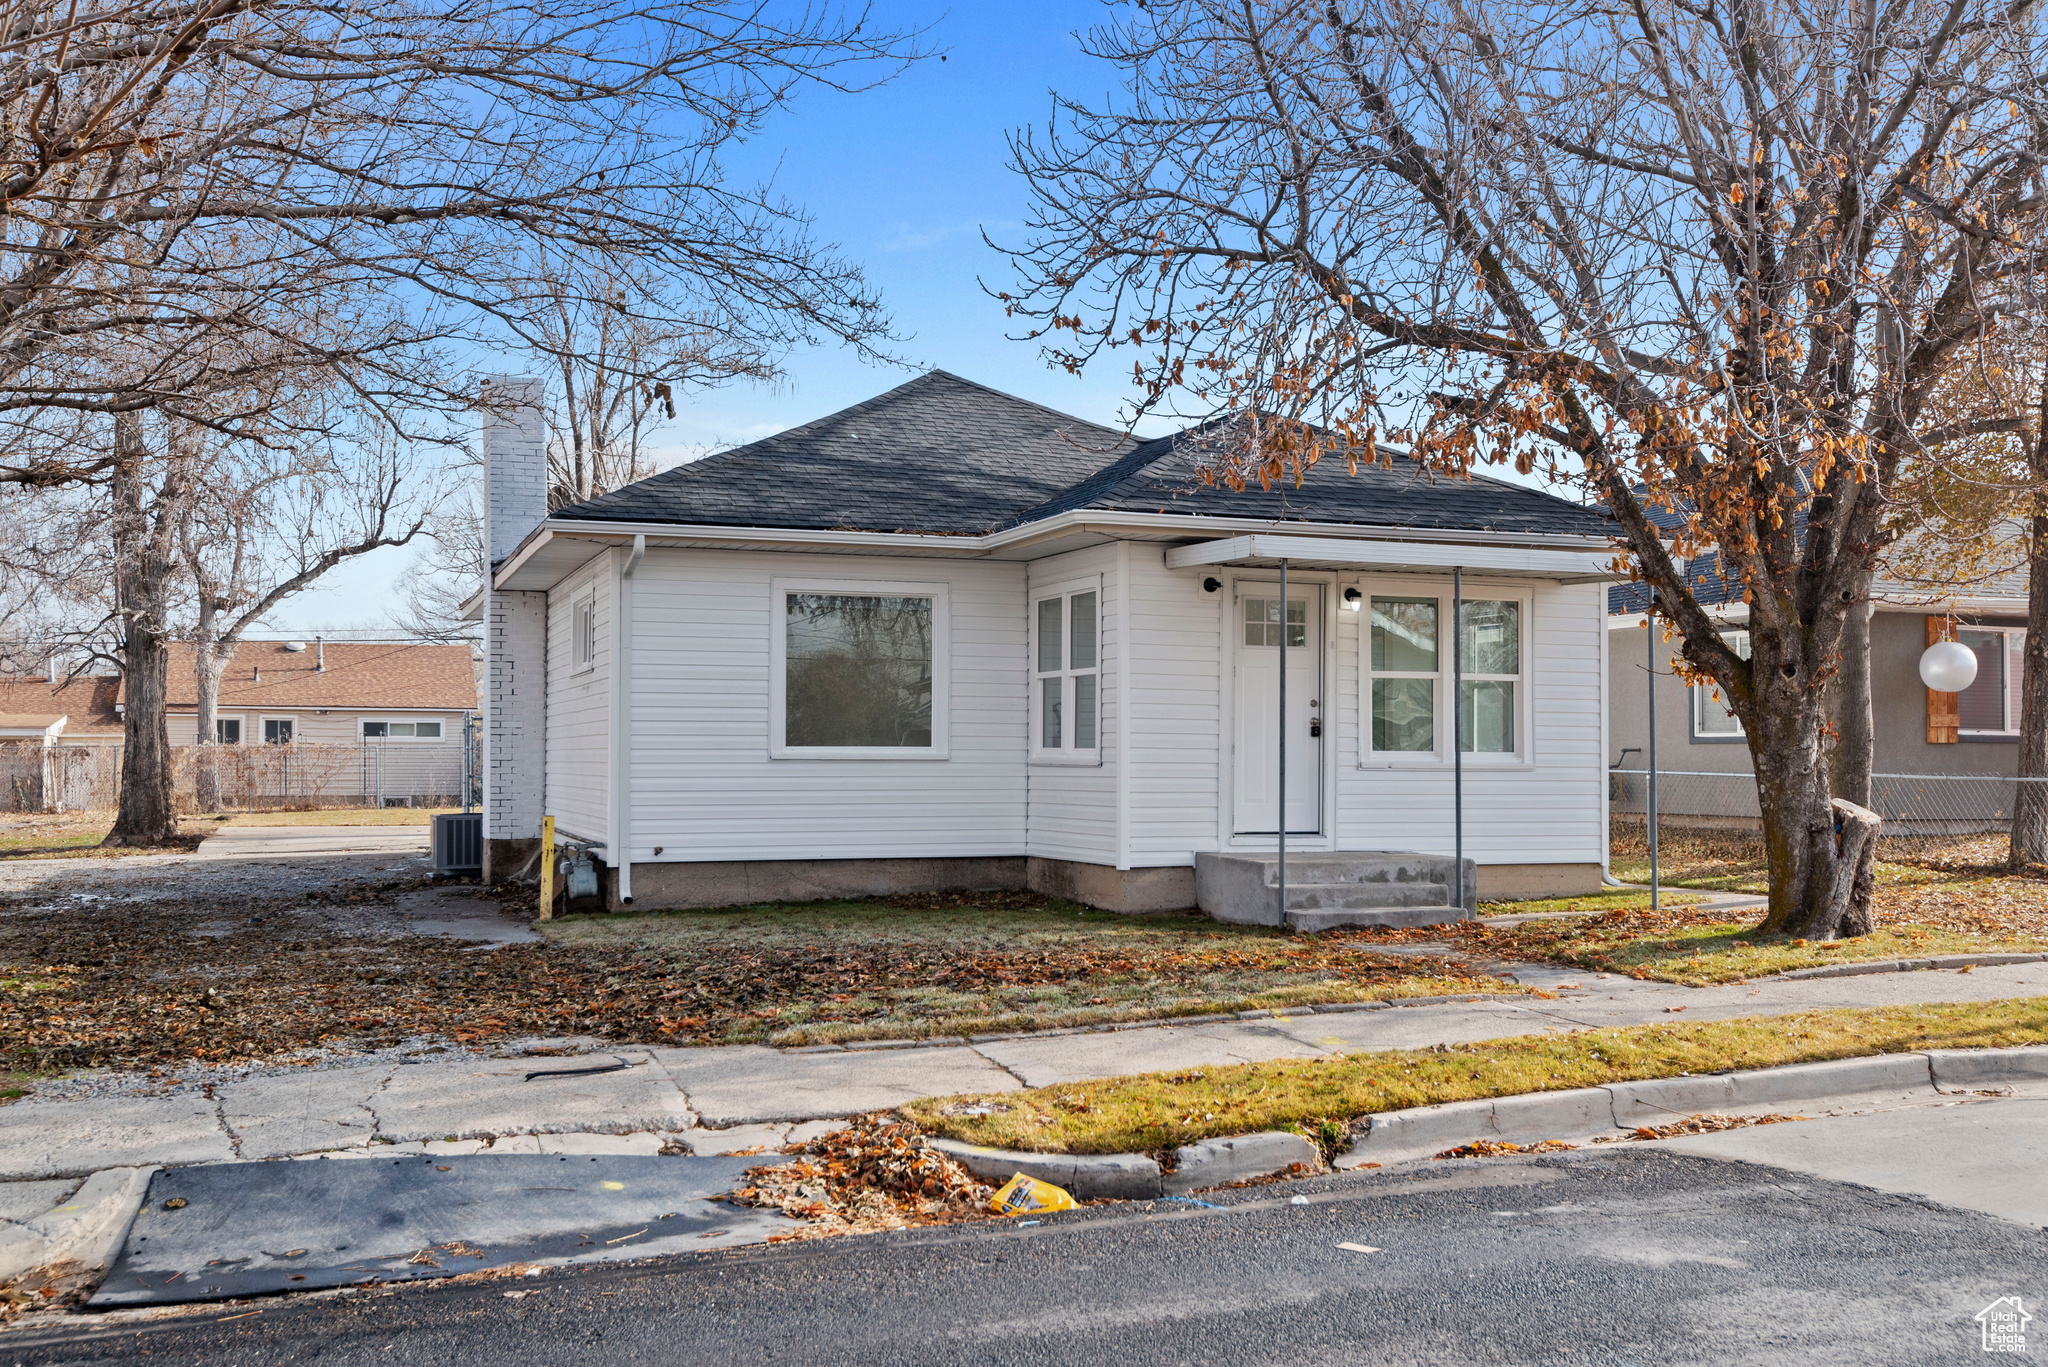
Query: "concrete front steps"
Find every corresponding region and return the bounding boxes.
[1194,851,1477,931]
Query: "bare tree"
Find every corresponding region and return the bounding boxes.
[999,0,2048,938]
[0,0,926,842]
[180,430,437,810]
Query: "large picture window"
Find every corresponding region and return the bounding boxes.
[1033,581,1100,760]
[771,581,948,758]
[1362,583,1527,763]
[1960,627,2026,736]
[1691,630,1750,739]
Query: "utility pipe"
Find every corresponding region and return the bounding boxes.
[610,534,644,904]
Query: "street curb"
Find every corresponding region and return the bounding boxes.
[1759,952,2048,981]
[926,1139,1164,1200]
[0,1166,156,1286]
[1338,1045,2048,1167]
[1165,1133,1321,1195]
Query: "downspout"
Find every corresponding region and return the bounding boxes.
[610,534,644,904]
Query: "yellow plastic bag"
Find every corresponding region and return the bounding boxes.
[990,1174,1075,1217]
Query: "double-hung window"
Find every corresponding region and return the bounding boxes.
[770,579,949,758]
[215,718,241,745]
[1033,581,1100,760]
[1959,627,2026,736]
[1691,630,1750,739]
[1363,585,1526,762]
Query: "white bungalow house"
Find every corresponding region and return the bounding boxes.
[477,371,1620,925]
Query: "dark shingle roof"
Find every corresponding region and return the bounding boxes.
[554,371,1136,535]
[1016,427,1613,536]
[553,370,1615,539]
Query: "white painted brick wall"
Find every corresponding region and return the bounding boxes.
[483,375,548,844]
[486,590,548,841]
[483,376,547,567]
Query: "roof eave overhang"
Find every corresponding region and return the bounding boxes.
[1165,533,1623,583]
[493,511,1617,591]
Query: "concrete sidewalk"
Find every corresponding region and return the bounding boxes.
[3,960,2044,1182]
[193,825,430,859]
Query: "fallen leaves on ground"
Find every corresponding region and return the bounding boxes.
[1593,1112,1807,1142]
[722,1115,994,1240]
[0,889,1505,1072]
[1433,1138,1579,1159]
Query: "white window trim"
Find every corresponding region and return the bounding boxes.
[571,591,597,674]
[1960,625,2026,736]
[1690,630,1749,741]
[260,715,297,745]
[359,715,450,742]
[1029,573,1104,766]
[1357,576,1534,769]
[769,576,951,760]
[214,716,243,745]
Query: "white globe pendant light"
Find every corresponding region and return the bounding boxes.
[1919,638,1978,693]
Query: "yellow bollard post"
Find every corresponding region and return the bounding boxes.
[537,814,556,921]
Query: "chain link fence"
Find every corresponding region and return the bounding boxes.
[0,731,480,813]
[1610,768,2048,865]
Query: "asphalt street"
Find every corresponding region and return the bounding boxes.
[11,1144,2041,1367]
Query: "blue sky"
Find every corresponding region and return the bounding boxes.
[274,1,1136,633]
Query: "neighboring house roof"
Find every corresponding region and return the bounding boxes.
[0,675,124,735]
[127,642,478,711]
[549,369,1615,540]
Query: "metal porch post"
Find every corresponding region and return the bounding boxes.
[1453,567,1464,915]
[1648,597,1660,910]
[1277,556,1288,927]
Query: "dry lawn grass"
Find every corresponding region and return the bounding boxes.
[905,997,2048,1155]
[541,890,1523,1046]
[1455,837,2048,984]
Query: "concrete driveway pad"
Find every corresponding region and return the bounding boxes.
[1661,1096,2048,1227]
[193,826,429,860]
[649,1044,1018,1125]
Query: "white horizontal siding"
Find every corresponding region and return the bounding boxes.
[1025,544,1119,864]
[544,551,610,843]
[1334,579,1605,864]
[625,549,1027,862]
[1124,550,1224,862]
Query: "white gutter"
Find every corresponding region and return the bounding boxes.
[492,509,1617,590]
[609,534,644,903]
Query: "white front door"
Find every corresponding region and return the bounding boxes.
[1233,584,1323,835]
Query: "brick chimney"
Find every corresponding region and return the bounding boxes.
[481,377,548,881]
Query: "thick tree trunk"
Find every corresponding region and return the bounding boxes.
[2011,419,2048,867]
[1828,591,1875,808]
[104,415,181,846]
[1747,641,1877,940]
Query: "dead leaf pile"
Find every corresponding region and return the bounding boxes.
[1592,1112,1807,1141]
[1432,1138,1579,1159]
[722,1114,994,1240]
